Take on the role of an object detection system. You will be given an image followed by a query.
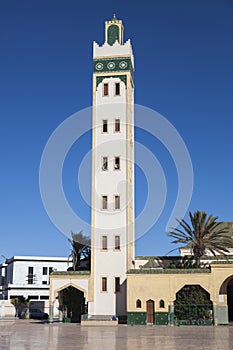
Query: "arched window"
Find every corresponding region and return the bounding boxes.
[159,299,165,308]
[136,299,141,308]
[107,25,119,45]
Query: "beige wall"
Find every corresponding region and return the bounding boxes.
[49,274,90,305]
[127,264,233,312]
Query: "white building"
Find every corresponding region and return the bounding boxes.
[0,256,69,317]
[49,15,135,323]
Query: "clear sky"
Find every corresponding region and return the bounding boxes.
[1,0,233,261]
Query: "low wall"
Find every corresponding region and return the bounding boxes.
[0,301,15,317]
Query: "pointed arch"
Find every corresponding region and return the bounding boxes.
[219,275,233,322]
[159,299,165,308]
[54,282,87,300]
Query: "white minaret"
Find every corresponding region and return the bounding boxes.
[88,15,135,319]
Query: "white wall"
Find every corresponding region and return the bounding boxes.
[92,76,134,316]
[11,258,68,285]
[0,256,69,313]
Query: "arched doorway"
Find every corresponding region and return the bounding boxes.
[227,278,233,321]
[219,275,233,323]
[146,299,154,324]
[58,286,86,323]
[174,285,213,325]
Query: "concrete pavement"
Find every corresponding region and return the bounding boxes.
[0,319,232,349]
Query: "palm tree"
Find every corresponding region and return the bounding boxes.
[167,211,233,266]
[68,231,91,271]
[11,296,31,318]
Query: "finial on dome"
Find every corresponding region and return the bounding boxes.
[111,14,117,21]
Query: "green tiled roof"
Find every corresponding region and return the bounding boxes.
[127,268,211,274]
[51,271,90,276]
[142,257,160,268]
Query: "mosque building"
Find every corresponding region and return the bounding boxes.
[49,16,233,326]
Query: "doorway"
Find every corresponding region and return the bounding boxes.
[227,278,233,321]
[146,299,154,324]
[58,286,86,323]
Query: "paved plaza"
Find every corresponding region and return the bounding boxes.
[0,319,233,350]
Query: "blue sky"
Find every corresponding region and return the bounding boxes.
[1,0,233,261]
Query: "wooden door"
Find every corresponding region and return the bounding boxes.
[146,299,154,324]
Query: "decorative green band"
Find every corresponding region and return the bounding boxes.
[127,268,211,274]
[94,57,133,77]
[127,312,146,325]
[51,271,91,275]
[96,75,127,89]
[127,312,169,325]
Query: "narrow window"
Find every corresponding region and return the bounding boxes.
[114,156,120,170]
[102,195,108,210]
[102,277,107,292]
[159,299,165,308]
[115,235,120,250]
[115,277,120,292]
[115,119,120,132]
[42,281,47,285]
[114,195,120,210]
[102,119,108,133]
[28,266,34,285]
[136,299,142,308]
[115,82,120,96]
[103,83,109,96]
[102,236,108,250]
[102,157,108,171]
[49,267,53,275]
[42,267,47,275]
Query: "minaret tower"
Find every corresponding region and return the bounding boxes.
[89,15,135,319]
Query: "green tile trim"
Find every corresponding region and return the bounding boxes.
[136,255,233,261]
[127,312,146,325]
[155,312,169,325]
[127,268,211,274]
[127,312,169,325]
[94,57,133,77]
[51,271,90,276]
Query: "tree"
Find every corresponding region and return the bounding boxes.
[11,297,21,317]
[68,231,91,271]
[11,296,30,318]
[174,285,213,321]
[23,298,31,319]
[167,211,233,266]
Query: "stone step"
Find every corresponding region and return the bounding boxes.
[81,319,118,326]
[81,314,118,326]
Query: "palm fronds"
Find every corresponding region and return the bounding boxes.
[167,211,233,266]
